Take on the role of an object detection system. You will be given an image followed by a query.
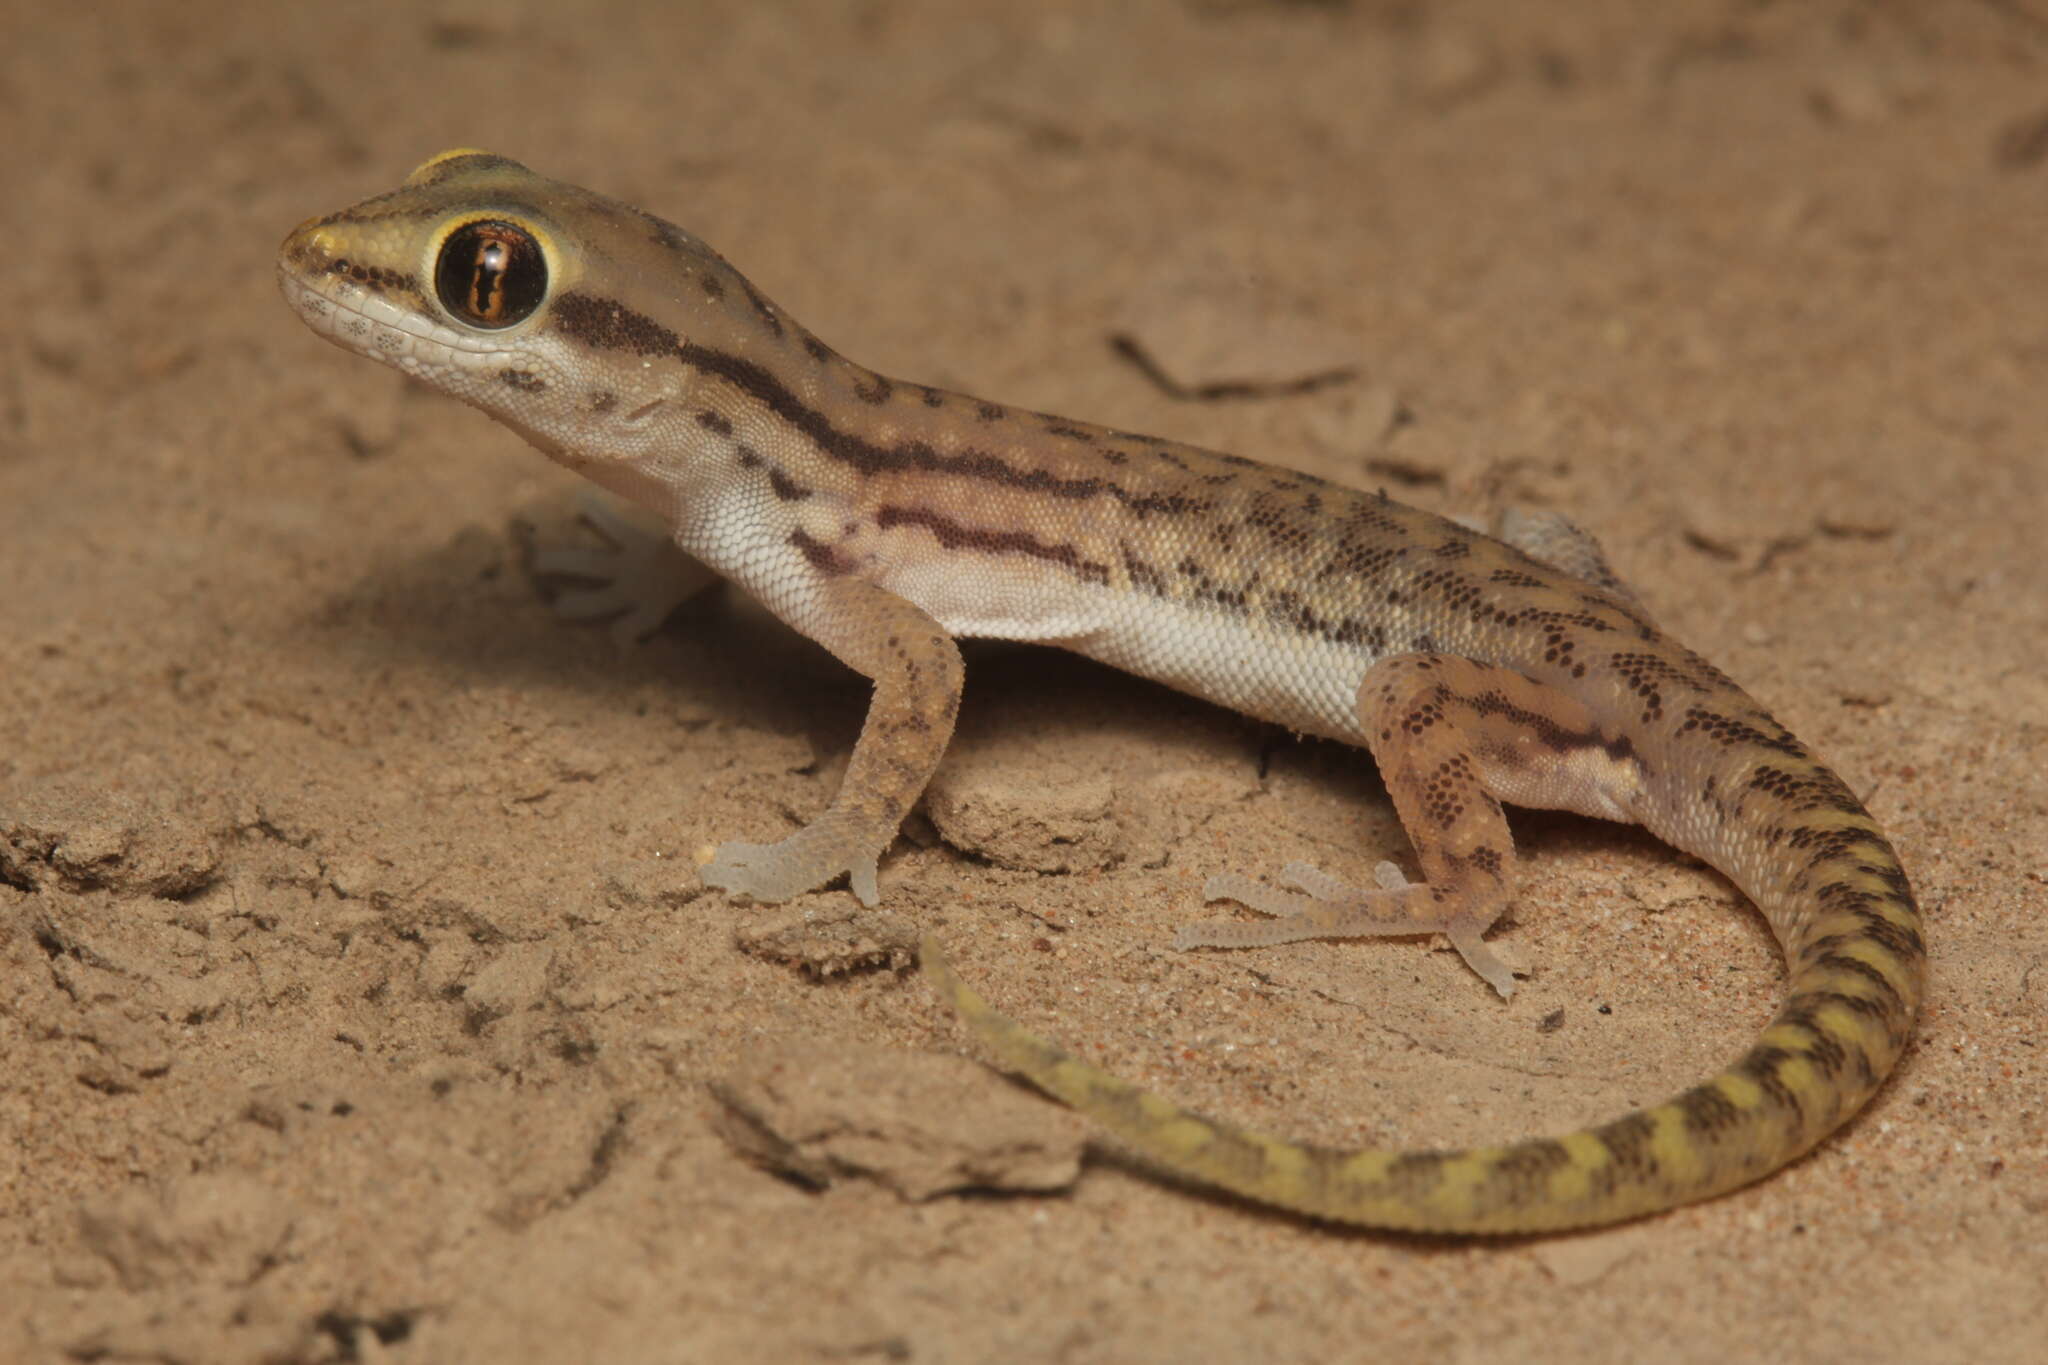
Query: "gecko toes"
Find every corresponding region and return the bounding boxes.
[534,492,716,645]
[703,826,886,906]
[1187,859,1523,997]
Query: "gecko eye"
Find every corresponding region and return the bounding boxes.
[435,219,548,329]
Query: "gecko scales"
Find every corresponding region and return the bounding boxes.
[278,151,1922,1233]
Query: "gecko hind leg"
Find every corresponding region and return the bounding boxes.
[1177,653,1643,999]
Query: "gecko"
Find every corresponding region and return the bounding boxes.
[277,151,1923,1234]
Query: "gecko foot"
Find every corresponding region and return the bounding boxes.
[533,490,717,645]
[702,815,884,907]
[1178,859,1520,998]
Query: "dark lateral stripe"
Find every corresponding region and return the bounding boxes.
[674,340,1206,516]
[875,505,1109,584]
[767,467,811,502]
[788,528,852,575]
[552,291,1209,516]
[554,291,681,356]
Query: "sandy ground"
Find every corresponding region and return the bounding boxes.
[4,1,2046,1361]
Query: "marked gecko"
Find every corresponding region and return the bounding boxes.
[278,151,1923,1233]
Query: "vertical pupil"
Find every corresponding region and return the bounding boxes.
[436,220,546,329]
[474,239,508,318]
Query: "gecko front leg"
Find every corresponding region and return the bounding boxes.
[535,491,722,644]
[702,575,964,905]
[1181,654,1645,998]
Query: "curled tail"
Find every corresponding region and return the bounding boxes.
[921,812,1921,1234]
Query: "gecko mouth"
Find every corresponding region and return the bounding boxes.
[277,266,534,377]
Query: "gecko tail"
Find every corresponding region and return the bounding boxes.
[920,811,1920,1235]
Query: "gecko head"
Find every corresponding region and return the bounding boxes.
[278,150,741,467]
